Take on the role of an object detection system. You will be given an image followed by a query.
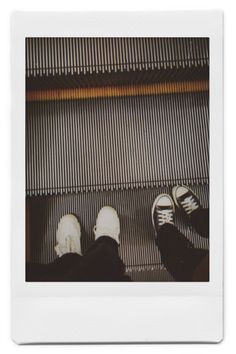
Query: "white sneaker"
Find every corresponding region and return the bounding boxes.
[93,206,120,244]
[55,214,82,257]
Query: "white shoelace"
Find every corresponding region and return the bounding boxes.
[157,209,174,226]
[180,195,199,215]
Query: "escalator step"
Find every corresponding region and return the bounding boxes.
[26,91,209,195]
[27,184,209,281]
[26,37,209,79]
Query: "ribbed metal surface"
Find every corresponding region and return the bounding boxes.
[126,265,174,282]
[26,91,209,196]
[26,37,209,77]
[27,184,208,281]
[26,37,209,89]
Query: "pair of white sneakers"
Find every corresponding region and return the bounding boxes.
[55,206,120,257]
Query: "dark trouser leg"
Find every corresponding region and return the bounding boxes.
[190,208,209,238]
[157,224,209,281]
[192,253,209,281]
[26,236,130,282]
[76,236,130,281]
[26,253,82,281]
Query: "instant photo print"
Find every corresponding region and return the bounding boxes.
[11,11,223,343]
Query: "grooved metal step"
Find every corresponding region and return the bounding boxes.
[26,37,209,75]
[26,91,209,196]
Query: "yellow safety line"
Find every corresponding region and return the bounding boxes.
[26,80,209,102]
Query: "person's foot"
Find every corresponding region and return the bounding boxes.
[172,185,201,216]
[55,214,82,257]
[151,194,175,234]
[93,206,120,244]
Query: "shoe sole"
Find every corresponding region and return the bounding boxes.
[151,193,175,231]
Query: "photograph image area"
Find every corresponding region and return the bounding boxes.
[25,37,209,282]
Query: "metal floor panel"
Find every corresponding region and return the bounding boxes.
[27,184,209,281]
[26,91,209,195]
[26,37,209,78]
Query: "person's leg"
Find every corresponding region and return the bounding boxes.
[190,208,209,239]
[26,253,82,281]
[192,253,209,281]
[26,214,83,281]
[172,185,209,238]
[151,194,208,281]
[77,206,130,281]
[79,236,130,281]
[158,224,208,281]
